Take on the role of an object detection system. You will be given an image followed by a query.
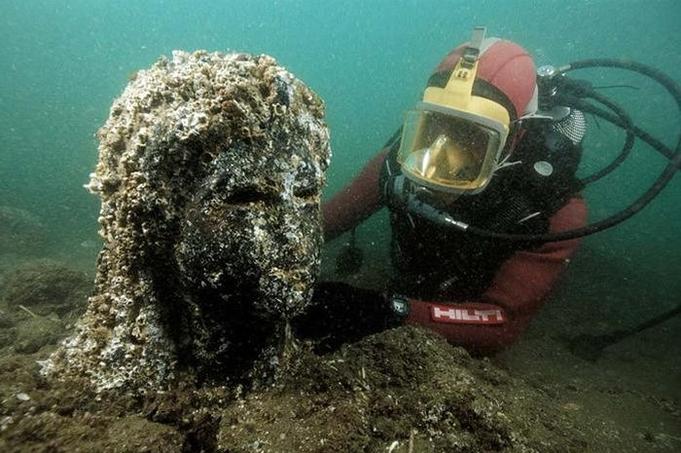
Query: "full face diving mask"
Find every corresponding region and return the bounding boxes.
[397,27,511,194]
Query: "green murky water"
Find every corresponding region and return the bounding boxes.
[1,1,680,450]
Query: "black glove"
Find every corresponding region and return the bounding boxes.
[292,281,409,351]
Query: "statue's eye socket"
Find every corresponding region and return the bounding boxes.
[225,187,278,205]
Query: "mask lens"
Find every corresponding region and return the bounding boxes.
[398,109,500,192]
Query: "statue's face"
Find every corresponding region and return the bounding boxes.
[174,142,325,320]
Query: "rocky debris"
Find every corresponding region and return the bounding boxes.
[43,50,330,394]
[216,326,597,452]
[0,206,47,256]
[0,326,633,452]
[0,413,184,453]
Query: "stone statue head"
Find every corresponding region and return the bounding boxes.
[46,51,330,391]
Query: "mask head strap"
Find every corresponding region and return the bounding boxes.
[444,27,486,99]
[462,26,486,67]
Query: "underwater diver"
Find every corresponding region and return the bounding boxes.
[293,27,681,355]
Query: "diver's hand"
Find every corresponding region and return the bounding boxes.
[386,294,411,321]
[291,282,408,351]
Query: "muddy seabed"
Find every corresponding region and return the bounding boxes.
[0,252,678,452]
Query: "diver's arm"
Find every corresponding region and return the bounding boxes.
[322,149,388,241]
[404,196,588,355]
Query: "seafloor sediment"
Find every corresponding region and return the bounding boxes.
[1,305,673,452]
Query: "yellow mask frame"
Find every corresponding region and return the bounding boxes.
[397,27,512,194]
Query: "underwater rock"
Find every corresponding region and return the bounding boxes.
[2,260,91,318]
[43,51,330,393]
[0,206,47,256]
[0,259,85,354]
[0,309,14,329]
[13,316,65,354]
[0,328,17,348]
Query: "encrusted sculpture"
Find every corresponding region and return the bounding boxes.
[43,51,330,392]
